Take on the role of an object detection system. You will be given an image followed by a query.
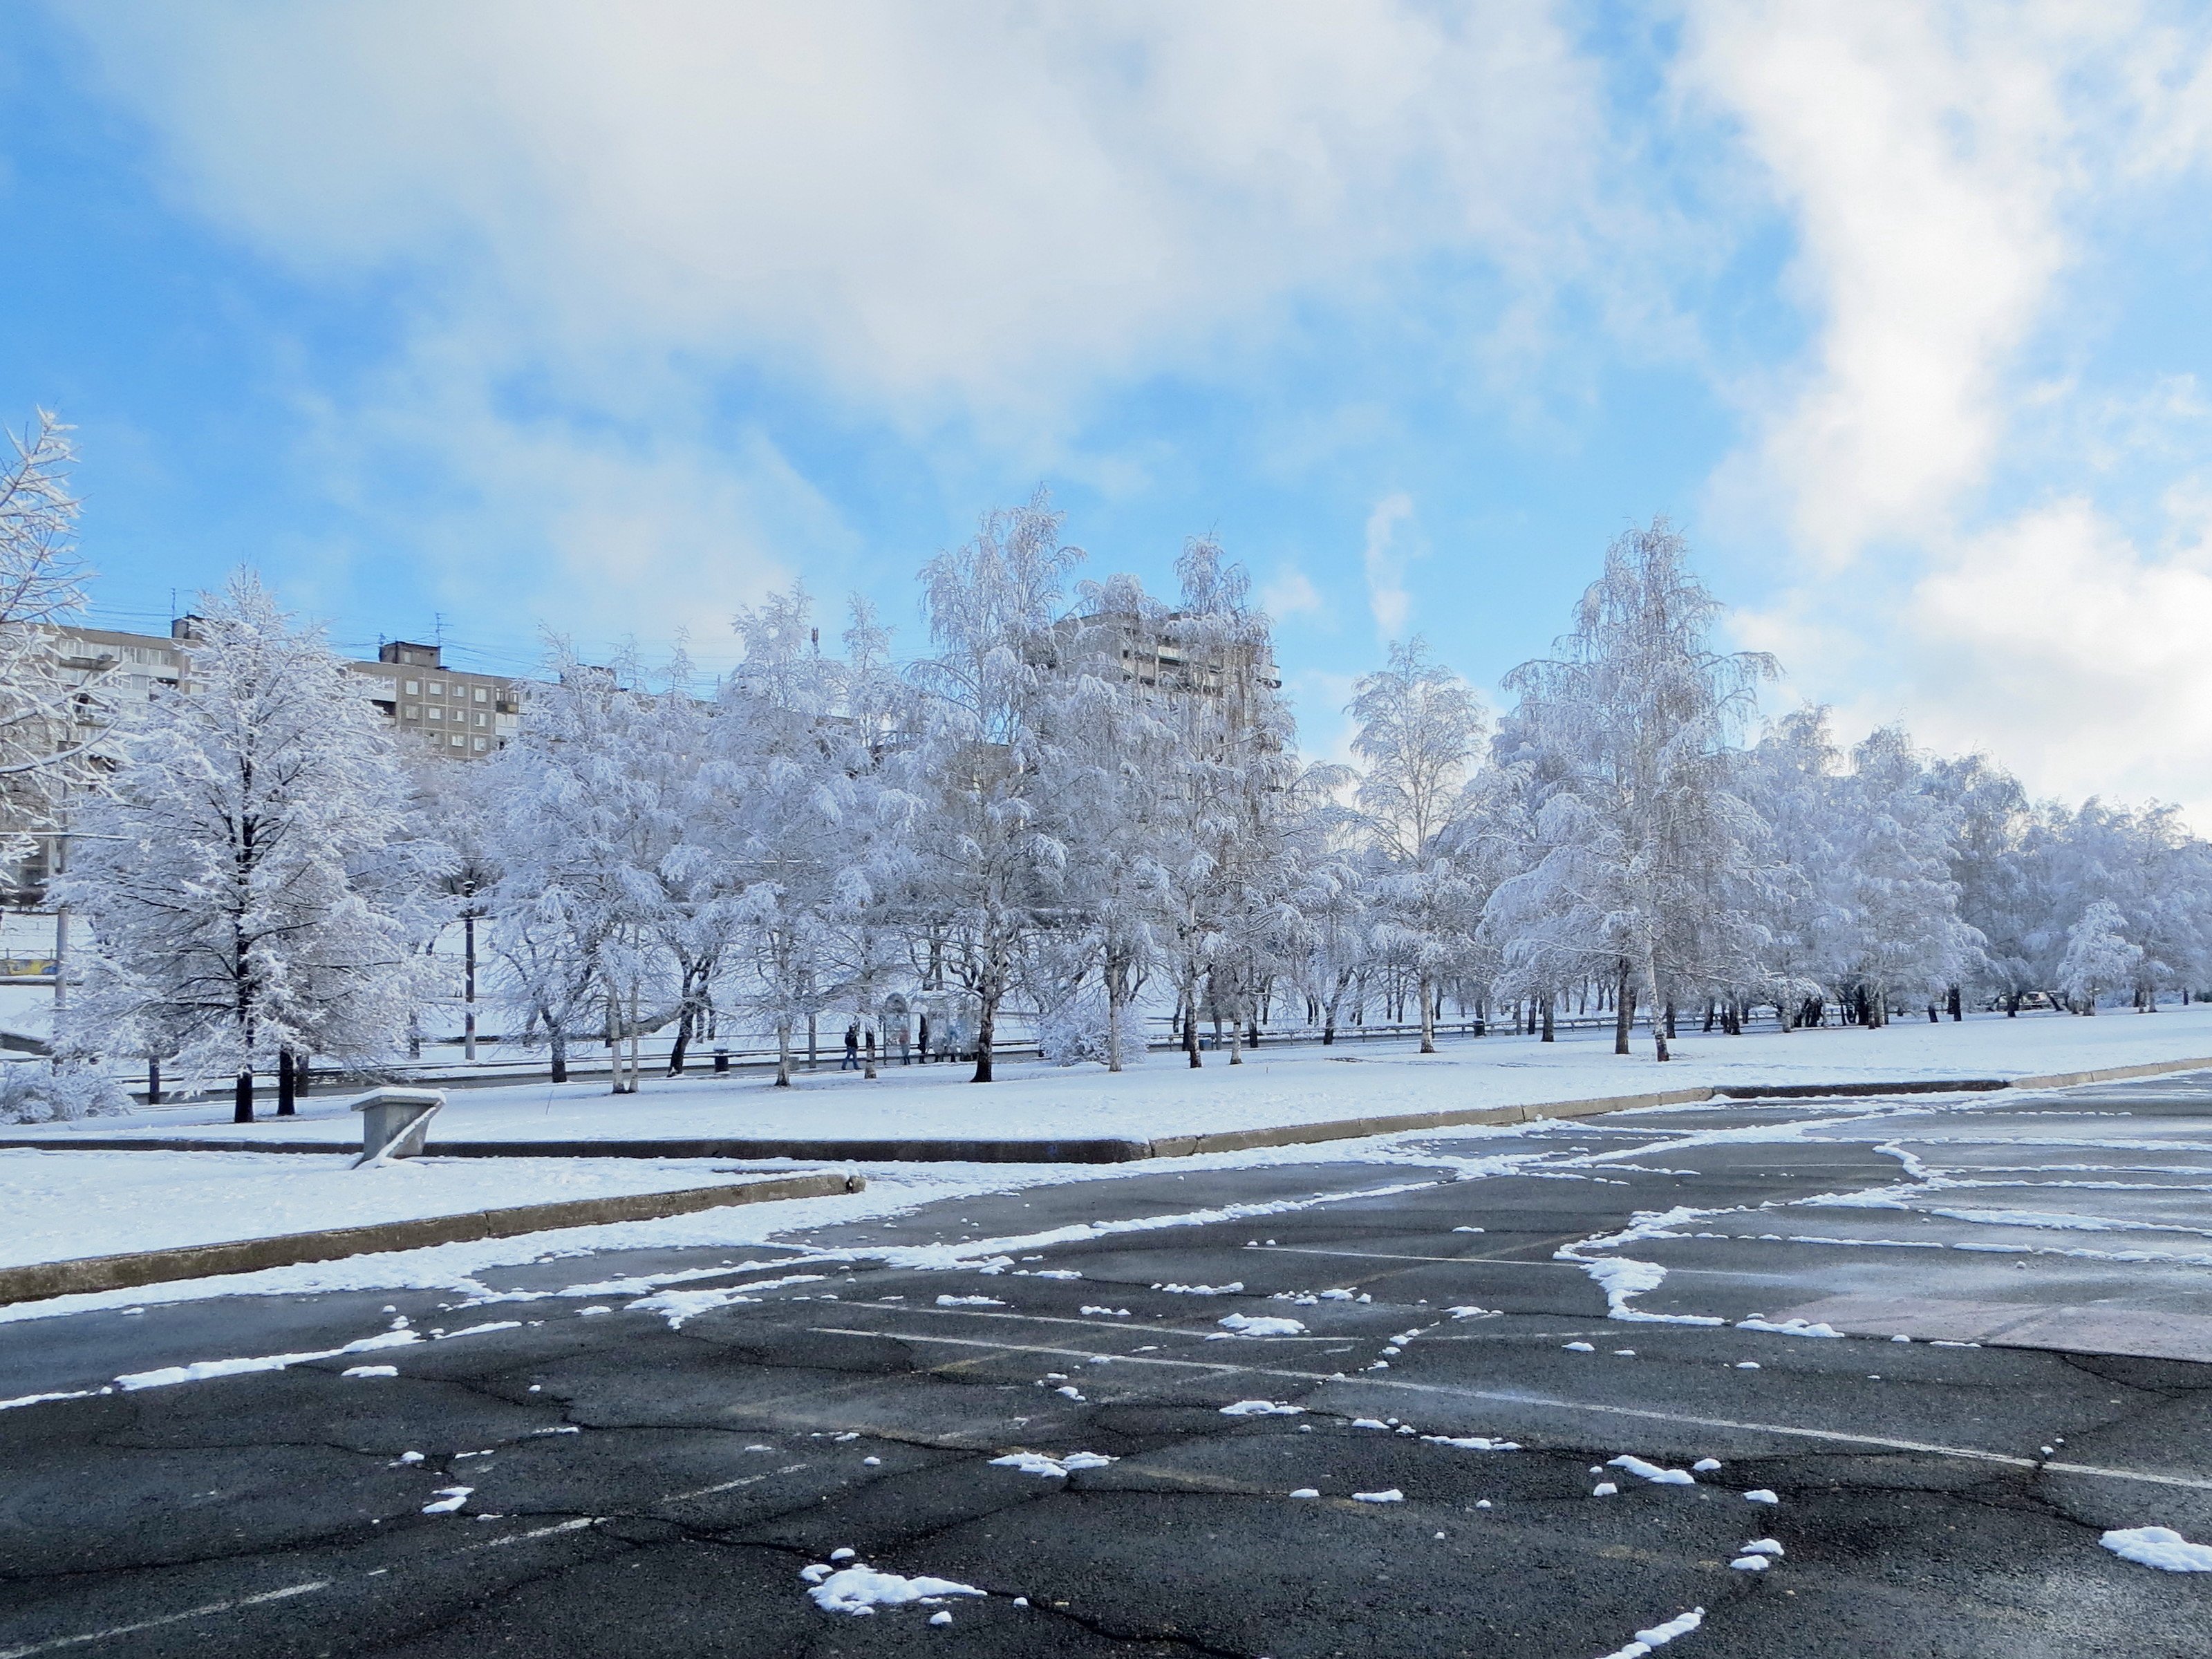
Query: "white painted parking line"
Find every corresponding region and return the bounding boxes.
[1248,1244,1772,1279]
[656,1463,809,1505]
[810,1325,2212,1494]
[456,1516,600,1553]
[0,1580,330,1659]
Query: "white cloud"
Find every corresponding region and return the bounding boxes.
[1261,565,1324,623]
[1361,492,1416,642]
[1736,492,2212,822]
[1689,3,2212,821]
[1678,3,2099,562]
[66,3,1606,418]
[55,1,1626,655]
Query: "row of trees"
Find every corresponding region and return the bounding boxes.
[8,442,2209,1118]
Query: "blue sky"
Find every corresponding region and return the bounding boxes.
[8,4,2212,813]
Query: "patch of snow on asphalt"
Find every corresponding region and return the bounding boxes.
[1608,1455,1696,1485]
[988,1451,1116,1478]
[1215,1313,1307,1337]
[806,1564,987,1615]
[1154,1282,1243,1295]
[1593,1606,1703,1658]
[1352,1489,1404,1503]
[341,1365,397,1378]
[1743,1489,1779,1504]
[934,1295,1004,1307]
[1220,1400,1305,1416]
[1423,1434,1519,1452]
[2101,1526,2212,1571]
[1735,1316,1843,1338]
[115,1327,421,1390]
[421,1487,472,1515]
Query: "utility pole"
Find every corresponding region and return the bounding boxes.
[462,910,478,1061]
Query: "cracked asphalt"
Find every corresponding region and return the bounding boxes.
[4,1077,2212,1656]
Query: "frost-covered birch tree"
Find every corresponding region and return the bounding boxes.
[485,641,692,1094]
[720,587,862,1086]
[1038,575,1177,1071]
[57,573,429,1122]
[1493,521,1774,1060]
[1349,637,1485,1053]
[1832,727,1979,1024]
[904,491,1083,1082]
[0,411,111,879]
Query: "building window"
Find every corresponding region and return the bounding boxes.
[473,711,487,727]
[404,705,420,720]
[449,733,465,748]
[404,679,420,695]
[427,681,444,696]
[471,737,487,752]
[474,686,488,702]
[427,706,444,722]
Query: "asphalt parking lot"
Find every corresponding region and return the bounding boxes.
[5,1078,2211,1657]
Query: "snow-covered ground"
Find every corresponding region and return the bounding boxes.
[11,1006,2212,1148]
[0,1149,808,1271]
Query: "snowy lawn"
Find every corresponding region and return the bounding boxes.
[0,1149,812,1271]
[10,1005,2212,1149]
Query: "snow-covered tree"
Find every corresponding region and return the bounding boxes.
[1349,637,1486,1053]
[1038,574,1177,1070]
[0,413,102,794]
[1930,753,2038,1015]
[485,639,699,1094]
[2057,899,2140,1013]
[903,490,1084,1082]
[1830,727,1979,1024]
[57,573,429,1121]
[1739,708,1848,1025]
[720,586,873,1085]
[1492,521,1774,1060]
[1152,536,1309,1066]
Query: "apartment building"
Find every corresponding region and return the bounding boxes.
[346,641,523,758]
[30,623,525,761]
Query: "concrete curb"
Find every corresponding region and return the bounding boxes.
[2003,1054,2212,1091]
[0,1170,863,1305]
[5,1058,2209,1170]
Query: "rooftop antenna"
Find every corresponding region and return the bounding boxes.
[434,612,446,648]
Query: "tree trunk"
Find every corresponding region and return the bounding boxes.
[1541,995,1555,1042]
[1665,1000,1677,1041]
[776,1020,794,1087]
[1105,975,1125,1074]
[864,1028,877,1080]
[233,1068,254,1125]
[550,1029,569,1083]
[626,982,642,1092]
[1418,973,1436,1053]
[147,1058,161,1106]
[972,991,996,1083]
[462,915,478,1062]
[1614,964,1632,1056]
[807,1011,818,1071]
[276,1047,297,1116]
[1185,983,1203,1068]
[1642,951,1670,1062]
[1947,984,1962,1022]
[667,992,693,1076]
